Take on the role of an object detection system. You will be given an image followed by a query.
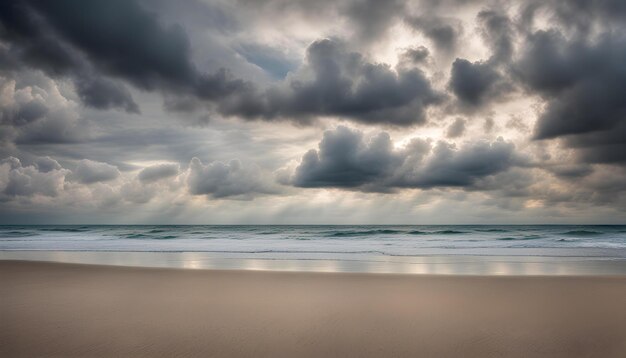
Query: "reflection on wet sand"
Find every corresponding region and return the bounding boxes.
[1,251,625,275]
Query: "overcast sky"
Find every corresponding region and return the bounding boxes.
[0,0,625,224]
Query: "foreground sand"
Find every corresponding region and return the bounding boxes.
[1,261,625,357]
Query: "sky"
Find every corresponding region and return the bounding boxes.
[0,0,625,224]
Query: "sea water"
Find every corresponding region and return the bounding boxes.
[1,225,625,274]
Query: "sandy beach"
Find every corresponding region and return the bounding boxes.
[1,260,625,357]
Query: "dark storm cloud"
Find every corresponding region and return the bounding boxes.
[508,0,626,164]
[291,126,517,191]
[397,139,516,188]
[0,1,77,76]
[292,126,401,189]
[449,59,502,106]
[0,1,140,113]
[74,76,139,114]
[514,29,626,163]
[138,163,180,183]
[1,0,445,127]
[517,31,626,137]
[448,10,513,108]
[220,39,443,126]
[26,0,195,90]
[564,124,626,164]
[405,16,461,53]
[0,0,246,113]
[0,0,624,224]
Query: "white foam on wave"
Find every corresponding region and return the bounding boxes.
[1,225,626,258]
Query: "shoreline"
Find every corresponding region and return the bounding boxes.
[2,260,625,357]
[2,259,626,278]
[2,250,626,275]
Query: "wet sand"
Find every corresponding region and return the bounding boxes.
[1,260,625,357]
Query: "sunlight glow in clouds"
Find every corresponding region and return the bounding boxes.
[0,0,625,223]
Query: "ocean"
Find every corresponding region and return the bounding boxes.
[1,225,626,275]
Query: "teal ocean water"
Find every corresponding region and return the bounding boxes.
[1,225,625,274]
[1,225,626,256]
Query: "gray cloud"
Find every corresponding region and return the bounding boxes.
[449,59,502,106]
[514,29,626,163]
[220,39,443,126]
[448,10,514,108]
[34,156,62,172]
[0,74,87,146]
[23,0,198,91]
[477,10,514,64]
[547,163,593,179]
[235,43,298,80]
[0,0,246,114]
[513,0,626,165]
[74,75,139,114]
[397,139,516,189]
[399,46,430,65]
[446,118,466,138]
[236,0,407,46]
[1,0,447,127]
[120,180,158,204]
[291,126,517,191]
[0,1,140,113]
[526,0,626,35]
[0,98,48,127]
[0,156,68,197]
[72,159,120,184]
[483,117,495,133]
[405,15,462,54]
[342,0,406,45]
[1,152,282,209]
[292,126,401,189]
[138,163,180,183]
[565,123,626,164]
[187,157,278,198]
[0,0,625,223]
[0,79,49,126]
